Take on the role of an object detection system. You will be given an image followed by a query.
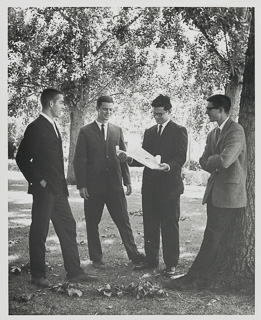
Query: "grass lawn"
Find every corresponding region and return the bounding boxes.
[8,170,254,315]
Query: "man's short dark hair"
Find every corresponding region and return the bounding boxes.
[97,96,114,108]
[207,94,231,113]
[151,94,172,111]
[41,88,63,108]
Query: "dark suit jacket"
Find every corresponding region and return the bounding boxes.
[132,120,188,199]
[199,118,247,208]
[16,115,68,196]
[73,121,131,195]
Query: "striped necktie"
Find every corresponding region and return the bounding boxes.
[157,124,163,137]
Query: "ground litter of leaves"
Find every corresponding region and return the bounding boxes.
[8,170,255,315]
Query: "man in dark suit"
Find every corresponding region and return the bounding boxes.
[16,88,98,287]
[73,95,145,268]
[118,94,188,277]
[163,94,247,290]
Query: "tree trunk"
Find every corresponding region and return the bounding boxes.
[225,73,243,121]
[219,8,255,291]
[66,106,88,184]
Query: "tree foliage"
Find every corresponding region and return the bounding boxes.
[159,7,251,123]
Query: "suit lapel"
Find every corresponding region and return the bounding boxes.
[155,120,172,143]
[216,118,232,146]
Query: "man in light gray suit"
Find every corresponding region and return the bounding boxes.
[73,95,145,268]
[164,94,247,290]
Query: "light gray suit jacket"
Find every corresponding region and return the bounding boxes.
[73,121,131,195]
[199,118,247,208]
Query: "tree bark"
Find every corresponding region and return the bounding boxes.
[225,73,243,121]
[219,8,255,291]
[66,106,88,184]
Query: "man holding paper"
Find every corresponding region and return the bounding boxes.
[118,94,188,277]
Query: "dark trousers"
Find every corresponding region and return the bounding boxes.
[142,192,180,267]
[84,190,139,262]
[187,199,238,281]
[30,185,83,279]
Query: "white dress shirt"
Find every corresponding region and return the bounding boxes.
[157,119,170,135]
[95,120,108,140]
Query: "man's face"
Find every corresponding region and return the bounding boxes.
[96,102,115,123]
[206,102,221,122]
[50,94,64,118]
[152,106,170,124]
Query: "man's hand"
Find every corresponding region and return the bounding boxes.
[40,179,47,188]
[153,163,170,172]
[125,184,132,196]
[79,187,90,200]
[118,151,133,163]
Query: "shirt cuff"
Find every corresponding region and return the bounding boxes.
[164,164,170,172]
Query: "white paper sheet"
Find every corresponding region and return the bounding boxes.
[116,146,161,169]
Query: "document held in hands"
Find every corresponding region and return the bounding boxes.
[116,146,161,169]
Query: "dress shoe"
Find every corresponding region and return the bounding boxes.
[92,260,106,269]
[132,253,146,264]
[133,262,158,271]
[162,274,194,290]
[162,274,208,291]
[163,266,176,278]
[68,272,98,283]
[31,277,52,288]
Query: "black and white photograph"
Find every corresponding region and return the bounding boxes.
[3,0,259,318]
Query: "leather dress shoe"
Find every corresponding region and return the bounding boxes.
[163,266,176,278]
[162,274,194,290]
[68,272,98,283]
[133,262,158,271]
[31,277,52,288]
[132,253,146,264]
[163,274,209,291]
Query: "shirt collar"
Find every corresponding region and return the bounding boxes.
[219,116,230,131]
[158,119,170,130]
[95,120,108,128]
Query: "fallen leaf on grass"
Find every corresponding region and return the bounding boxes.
[49,282,83,298]
[97,280,168,300]
[9,266,22,275]
[207,298,220,306]
[8,239,20,245]
[78,240,85,245]
[101,233,117,238]
[12,293,34,302]
[180,217,190,221]
[129,210,143,216]
[67,288,83,297]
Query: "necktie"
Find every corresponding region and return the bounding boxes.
[101,124,105,139]
[157,125,163,137]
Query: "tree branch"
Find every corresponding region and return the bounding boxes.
[196,23,229,67]
[92,8,144,56]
